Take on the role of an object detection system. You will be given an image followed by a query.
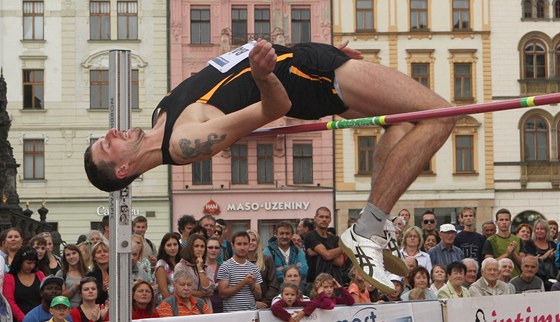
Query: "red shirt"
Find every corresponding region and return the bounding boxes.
[132,307,160,319]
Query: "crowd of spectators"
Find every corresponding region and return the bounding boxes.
[0,206,558,321]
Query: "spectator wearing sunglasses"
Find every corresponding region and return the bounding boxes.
[421,211,440,244]
[2,246,45,322]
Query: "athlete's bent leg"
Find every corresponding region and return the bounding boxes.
[335,59,456,291]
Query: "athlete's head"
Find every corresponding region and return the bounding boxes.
[84,128,144,192]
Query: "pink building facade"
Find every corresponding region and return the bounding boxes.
[169,0,335,240]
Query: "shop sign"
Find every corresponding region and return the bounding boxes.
[96,206,140,217]
[226,201,310,212]
[204,199,221,215]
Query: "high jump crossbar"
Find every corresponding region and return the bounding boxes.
[247,93,560,138]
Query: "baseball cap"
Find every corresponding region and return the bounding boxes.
[439,224,457,233]
[40,275,64,291]
[388,274,404,287]
[50,296,71,308]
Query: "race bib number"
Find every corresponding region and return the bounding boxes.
[208,41,256,73]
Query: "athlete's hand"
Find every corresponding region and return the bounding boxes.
[336,40,363,60]
[249,39,277,81]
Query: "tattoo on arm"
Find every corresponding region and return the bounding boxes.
[179,133,227,159]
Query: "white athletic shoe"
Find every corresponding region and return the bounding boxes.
[382,219,408,277]
[340,225,395,294]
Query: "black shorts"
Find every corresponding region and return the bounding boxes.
[200,43,351,120]
[282,43,351,119]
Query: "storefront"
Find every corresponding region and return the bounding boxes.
[173,190,334,245]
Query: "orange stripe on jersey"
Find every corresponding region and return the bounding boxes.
[225,67,251,85]
[197,52,295,103]
[290,66,333,83]
[226,54,295,85]
[277,53,293,61]
[197,74,235,104]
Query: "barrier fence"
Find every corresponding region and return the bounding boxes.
[133,291,560,322]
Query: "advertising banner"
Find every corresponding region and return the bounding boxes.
[443,292,560,322]
[258,301,433,322]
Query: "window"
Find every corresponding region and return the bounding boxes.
[523,0,533,18]
[117,0,138,40]
[23,139,44,180]
[232,8,248,45]
[23,1,44,40]
[555,1,560,18]
[89,69,136,109]
[257,144,274,184]
[191,8,211,44]
[293,143,313,184]
[524,40,547,79]
[422,161,433,174]
[192,159,212,184]
[358,136,375,174]
[411,63,430,88]
[453,116,479,174]
[90,1,110,40]
[557,46,560,77]
[410,0,428,30]
[523,116,549,161]
[558,120,560,159]
[356,0,374,32]
[22,70,44,110]
[231,144,248,184]
[254,8,271,40]
[455,135,474,173]
[131,69,139,109]
[291,8,311,44]
[453,63,472,101]
[90,70,109,109]
[536,0,546,18]
[452,0,470,30]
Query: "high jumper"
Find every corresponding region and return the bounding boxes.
[85,39,455,293]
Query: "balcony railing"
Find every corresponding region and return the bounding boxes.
[519,161,560,189]
[518,78,560,96]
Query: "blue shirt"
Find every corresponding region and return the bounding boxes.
[22,305,73,322]
[428,242,464,267]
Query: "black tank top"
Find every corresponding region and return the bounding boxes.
[151,45,294,165]
[152,43,349,165]
[15,274,41,314]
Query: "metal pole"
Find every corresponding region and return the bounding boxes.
[108,50,132,322]
[247,93,560,137]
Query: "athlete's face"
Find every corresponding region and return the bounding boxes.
[92,127,145,173]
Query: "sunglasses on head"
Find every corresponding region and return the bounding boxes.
[21,249,37,258]
[423,219,435,224]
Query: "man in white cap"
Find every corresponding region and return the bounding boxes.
[428,224,464,267]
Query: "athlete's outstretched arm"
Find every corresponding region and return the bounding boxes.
[250,39,292,119]
[168,40,291,165]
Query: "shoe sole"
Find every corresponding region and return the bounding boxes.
[383,250,408,277]
[339,238,396,294]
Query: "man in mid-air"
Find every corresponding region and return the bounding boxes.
[85,39,455,293]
